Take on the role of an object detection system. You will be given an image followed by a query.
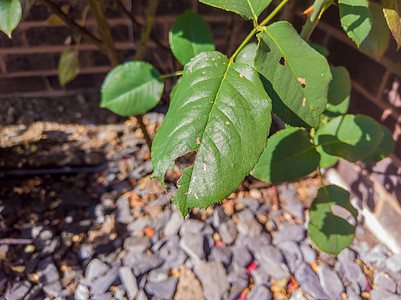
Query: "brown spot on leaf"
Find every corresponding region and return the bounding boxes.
[239,73,244,78]
[195,193,199,200]
[196,137,201,144]
[225,121,230,125]
[279,57,286,66]
[260,67,264,71]
[215,63,218,66]
[202,71,205,75]
[212,58,216,61]
[302,97,306,107]
[297,77,306,88]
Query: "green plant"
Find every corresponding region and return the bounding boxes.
[2,0,399,255]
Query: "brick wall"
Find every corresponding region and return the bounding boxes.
[0,1,400,164]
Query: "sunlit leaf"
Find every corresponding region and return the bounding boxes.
[381,0,401,49]
[360,124,395,163]
[235,43,257,67]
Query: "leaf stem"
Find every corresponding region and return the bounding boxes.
[229,0,290,61]
[160,70,183,79]
[300,0,328,42]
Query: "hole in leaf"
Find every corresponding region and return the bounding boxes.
[175,150,198,169]
[279,56,286,66]
[331,204,356,226]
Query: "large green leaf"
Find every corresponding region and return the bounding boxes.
[235,43,257,67]
[328,66,351,106]
[315,114,384,162]
[251,127,320,184]
[254,22,332,128]
[359,2,391,57]
[152,51,272,217]
[339,0,373,46]
[101,61,164,116]
[58,49,80,87]
[308,185,358,255]
[316,145,339,168]
[381,0,401,49]
[169,11,215,65]
[361,124,395,163]
[0,0,22,38]
[199,0,271,21]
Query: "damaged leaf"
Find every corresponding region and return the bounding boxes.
[381,0,401,49]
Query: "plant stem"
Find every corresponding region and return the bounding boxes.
[230,0,290,61]
[42,0,106,52]
[134,0,160,61]
[160,70,183,79]
[87,0,120,66]
[300,0,328,42]
[134,115,153,150]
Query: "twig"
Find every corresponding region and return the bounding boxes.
[42,0,106,53]
[133,115,153,150]
[272,185,280,209]
[87,0,120,66]
[300,0,328,42]
[0,238,32,245]
[134,0,160,61]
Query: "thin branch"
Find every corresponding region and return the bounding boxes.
[133,115,153,150]
[87,0,120,66]
[0,238,33,245]
[300,0,328,42]
[134,0,160,61]
[42,0,106,52]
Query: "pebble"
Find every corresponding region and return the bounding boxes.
[237,219,262,237]
[370,288,401,300]
[237,209,255,221]
[237,232,271,255]
[300,242,316,263]
[180,219,205,235]
[37,257,59,285]
[285,199,304,218]
[231,245,252,268]
[219,220,238,244]
[228,270,249,289]
[277,241,303,273]
[373,272,397,292]
[136,290,148,300]
[179,233,205,262]
[119,266,138,299]
[145,277,178,299]
[132,254,164,276]
[6,281,32,300]
[238,198,260,212]
[209,246,232,267]
[290,289,308,300]
[123,236,151,252]
[194,261,229,300]
[175,266,205,300]
[254,245,290,280]
[75,284,90,300]
[147,266,169,283]
[164,210,184,236]
[86,259,110,281]
[294,263,328,299]
[247,284,272,300]
[90,264,120,294]
[92,293,113,300]
[386,253,401,273]
[273,222,306,245]
[318,263,344,299]
[158,238,187,269]
[250,268,270,286]
[127,217,151,236]
[116,196,134,224]
[43,280,62,298]
[213,206,229,228]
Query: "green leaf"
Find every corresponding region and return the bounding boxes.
[309,43,330,57]
[308,185,358,255]
[322,96,350,119]
[316,145,339,168]
[101,61,164,116]
[199,0,271,21]
[0,0,22,38]
[315,114,384,162]
[339,0,373,47]
[328,66,351,106]
[381,0,401,49]
[255,22,332,128]
[235,43,257,67]
[58,49,80,87]
[151,51,272,217]
[359,2,391,57]
[361,124,395,163]
[169,10,215,65]
[251,127,320,184]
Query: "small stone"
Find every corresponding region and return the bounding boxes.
[114,285,126,300]
[228,290,242,300]
[43,280,62,298]
[175,266,205,300]
[37,257,59,285]
[254,245,290,280]
[237,220,262,237]
[180,219,205,235]
[219,220,238,244]
[209,246,232,267]
[277,241,303,273]
[249,189,262,199]
[75,284,90,300]
[119,266,138,299]
[147,266,169,283]
[6,281,31,300]
[132,254,164,276]
[127,217,151,236]
[179,233,205,262]
[273,222,306,245]
[136,290,148,300]
[285,199,304,218]
[373,272,396,292]
[164,210,184,236]
[386,254,401,273]
[23,284,41,300]
[346,285,360,300]
[237,209,255,221]
[250,268,270,286]
[145,277,178,299]
[213,206,229,228]
[341,261,366,292]
[86,259,110,281]
[90,265,120,294]
[300,242,316,263]
[231,245,252,268]
[397,284,401,295]
[238,198,260,212]
[318,263,344,299]
[370,288,401,300]
[158,238,187,269]
[290,289,308,300]
[116,196,134,224]
[294,263,327,299]
[123,236,151,253]
[80,243,95,260]
[338,248,356,263]
[247,285,272,300]
[237,233,271,255]
[228,270,249,289]
[194,261,229,300]
[92,293,113,300]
